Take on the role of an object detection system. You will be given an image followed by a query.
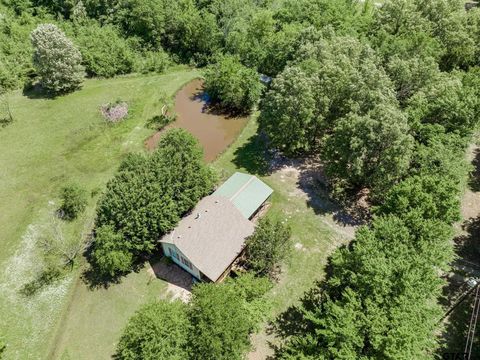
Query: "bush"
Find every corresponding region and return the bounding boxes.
[74,22,136,78]
[30,23,85,94]
[245,218,291,278]
[116,300,190,360]
[90,226,133,277]
[135,50,171,74]
[204,55,262,114]
[100,100,128,123]
[59,184,87,220]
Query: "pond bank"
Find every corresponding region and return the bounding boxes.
[145,78,249,162]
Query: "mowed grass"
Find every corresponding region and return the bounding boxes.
[51,268,168,360]
[0,68,199,360]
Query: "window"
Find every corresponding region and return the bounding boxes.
[180,256,193,270]
[168,248,179,260]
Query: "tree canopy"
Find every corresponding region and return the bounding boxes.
[30,23,84,94]
[93,129,214,274]
[116,300,190,360]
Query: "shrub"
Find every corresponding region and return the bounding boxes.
[245,218,291,278]
[90,226,133,277]
[59,184,87,220]
[100,100,128,123]
[30,23,85,94]
[116,300,190,360]
[204,55,262,114]
[74,22,136,78]
[136,50,171,74]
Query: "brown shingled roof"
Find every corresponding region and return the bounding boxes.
[160,195,255,281]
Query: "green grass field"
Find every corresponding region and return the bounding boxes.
[0,68,351,359]
[0,68,199,359]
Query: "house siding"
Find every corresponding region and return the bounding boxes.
[161,242,201,279]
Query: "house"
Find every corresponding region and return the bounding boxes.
[160,172,273,282]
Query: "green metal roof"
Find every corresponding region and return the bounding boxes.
[213,172,273,219]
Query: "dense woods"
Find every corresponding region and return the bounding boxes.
[1,0,479,358]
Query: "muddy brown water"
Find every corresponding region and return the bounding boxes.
[145,78,249,162]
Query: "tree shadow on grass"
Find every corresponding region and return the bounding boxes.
[232,131,271,176]
[296,160,370,228]
[22,83,57,100]
[264,254,342,357]
[437,284,480,359]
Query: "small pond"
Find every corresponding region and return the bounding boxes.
[145,79,249,162]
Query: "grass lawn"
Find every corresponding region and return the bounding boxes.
[0,67,199,360]
[50,117,353,360]
[1,67,352,359]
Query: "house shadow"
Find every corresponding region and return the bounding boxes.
[148,256,193,292]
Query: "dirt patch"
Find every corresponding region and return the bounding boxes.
[144,130,164,151]
[147,258,192,303]
[145,79,248,162]
[270,153,367,240]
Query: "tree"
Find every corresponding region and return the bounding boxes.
[189,274,271,360]
[385,55,440,105]
[30,24,84,94]
[278,215,453,359]
[116,300,190,360]
[90,226,133,277]
[204,55,262,114]
[74,22,135,77]
[59,184,87,220]
[376,174,461,225]
[407,72,479,136]
[245,218,291,278]
[95,129,214,269]
[259,66,317,155]
[322,104,414,196]
[260,34,397,156]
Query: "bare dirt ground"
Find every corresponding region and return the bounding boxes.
[148,258,193,303]
[269,152,368,240]
[438,142,480,357]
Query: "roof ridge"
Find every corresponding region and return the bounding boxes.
[229,175,256,202]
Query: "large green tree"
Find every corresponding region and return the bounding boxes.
[189,274,271,360]
[279,215,453,359]
[30,23,85,94]
[259,66,317,155]
[204,55,262,114]
[116,300,190,360]
[322,104,414,195]
[260,34,397,156]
